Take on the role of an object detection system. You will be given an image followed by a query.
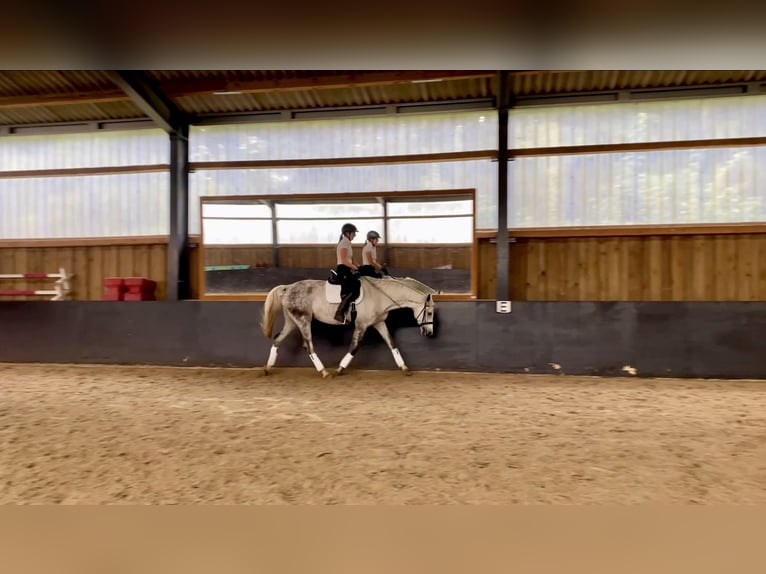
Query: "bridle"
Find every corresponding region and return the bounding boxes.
[414,301,435,327]
[363,277,435,327]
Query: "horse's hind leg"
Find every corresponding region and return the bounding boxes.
[290,314,333,379]
[371,321,411,375]
[263,317,297,375]
[336,323,368,375]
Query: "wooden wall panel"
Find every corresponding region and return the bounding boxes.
[201,244,472,270]
[279,246,330,268]
[479,241,498,298]
[479,233,766,301]
[4,233,764,302]
[0,242,168,301]
[386,245,471,269]
[202,246,273,267]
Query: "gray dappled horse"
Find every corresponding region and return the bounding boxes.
[260,276,437,378]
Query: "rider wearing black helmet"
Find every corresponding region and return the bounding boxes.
[334,222,360,323]
[359,230,387,278]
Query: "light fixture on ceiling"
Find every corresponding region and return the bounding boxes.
[412,78,444,84]
[213,90,243,96]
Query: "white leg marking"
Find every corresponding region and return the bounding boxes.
[339,352,354,369]
[308,353,325,372]
[266,345,278,369]
[391,348,405,368]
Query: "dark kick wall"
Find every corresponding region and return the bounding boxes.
[0,301,765,380]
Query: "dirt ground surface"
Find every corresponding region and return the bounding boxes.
[1,362,764,504]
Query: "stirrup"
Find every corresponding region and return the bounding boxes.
[334,309,347,323]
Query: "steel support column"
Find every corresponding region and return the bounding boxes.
[168,124,189,300]
[495,71,510,301]
[380,197,389,267]
[108,71,193,300]
[269,201,280,268]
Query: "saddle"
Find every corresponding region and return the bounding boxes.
[325,269,364,304]
[324,282,364,304]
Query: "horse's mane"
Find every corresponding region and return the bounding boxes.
[376,276,438,296]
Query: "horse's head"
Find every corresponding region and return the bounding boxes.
[373,276,437,336]
[417,293,435,337]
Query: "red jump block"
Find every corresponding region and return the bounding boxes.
[103,277,126,301]
[123,277,157,301]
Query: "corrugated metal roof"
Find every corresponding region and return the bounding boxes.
[1,70,765,129]
[171,77,494,115]
[0,70,119,95]
[0,107,146,130]
[0,101,146,126]
[509,70,766,96]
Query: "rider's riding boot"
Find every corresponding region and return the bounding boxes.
[334,293,354,323]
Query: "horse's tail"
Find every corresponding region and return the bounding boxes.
[261,285,287,339]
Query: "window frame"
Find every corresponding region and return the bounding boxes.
[198,188,478,301]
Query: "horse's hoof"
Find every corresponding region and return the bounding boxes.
[262,368,270,376]
[321,370,333,379]
[402,368,413,377]
[336,368,346,376]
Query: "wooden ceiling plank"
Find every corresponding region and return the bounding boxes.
[0,90,128,109]
[0,71,494,109]
[161,70,496,97]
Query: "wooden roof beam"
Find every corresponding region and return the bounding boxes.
[0,71,495,109]
[159,70,496,97]
[0,89,128,109]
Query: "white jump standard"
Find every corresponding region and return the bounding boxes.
[0,268,73,300]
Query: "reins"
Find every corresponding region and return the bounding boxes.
[361,276,435,327]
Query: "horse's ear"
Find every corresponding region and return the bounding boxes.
[426,293,432,302]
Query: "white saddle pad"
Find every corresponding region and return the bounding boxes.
[325,282,364,304]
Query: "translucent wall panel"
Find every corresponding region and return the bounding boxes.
[202,203,271,218]
[189,160,498,235]
[389,217,473,243]
[277,218,385,244]
[203,219,273,244]
[0,172,169,238]
[509,147,766,227]
[275,202,382,219]
[0,129,168,170]
[190,111,498,161]
[510,95,766,148]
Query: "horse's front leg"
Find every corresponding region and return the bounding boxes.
[371,321,411,375]
[336,324,368,375]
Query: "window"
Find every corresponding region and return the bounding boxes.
[199,190,477,298]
